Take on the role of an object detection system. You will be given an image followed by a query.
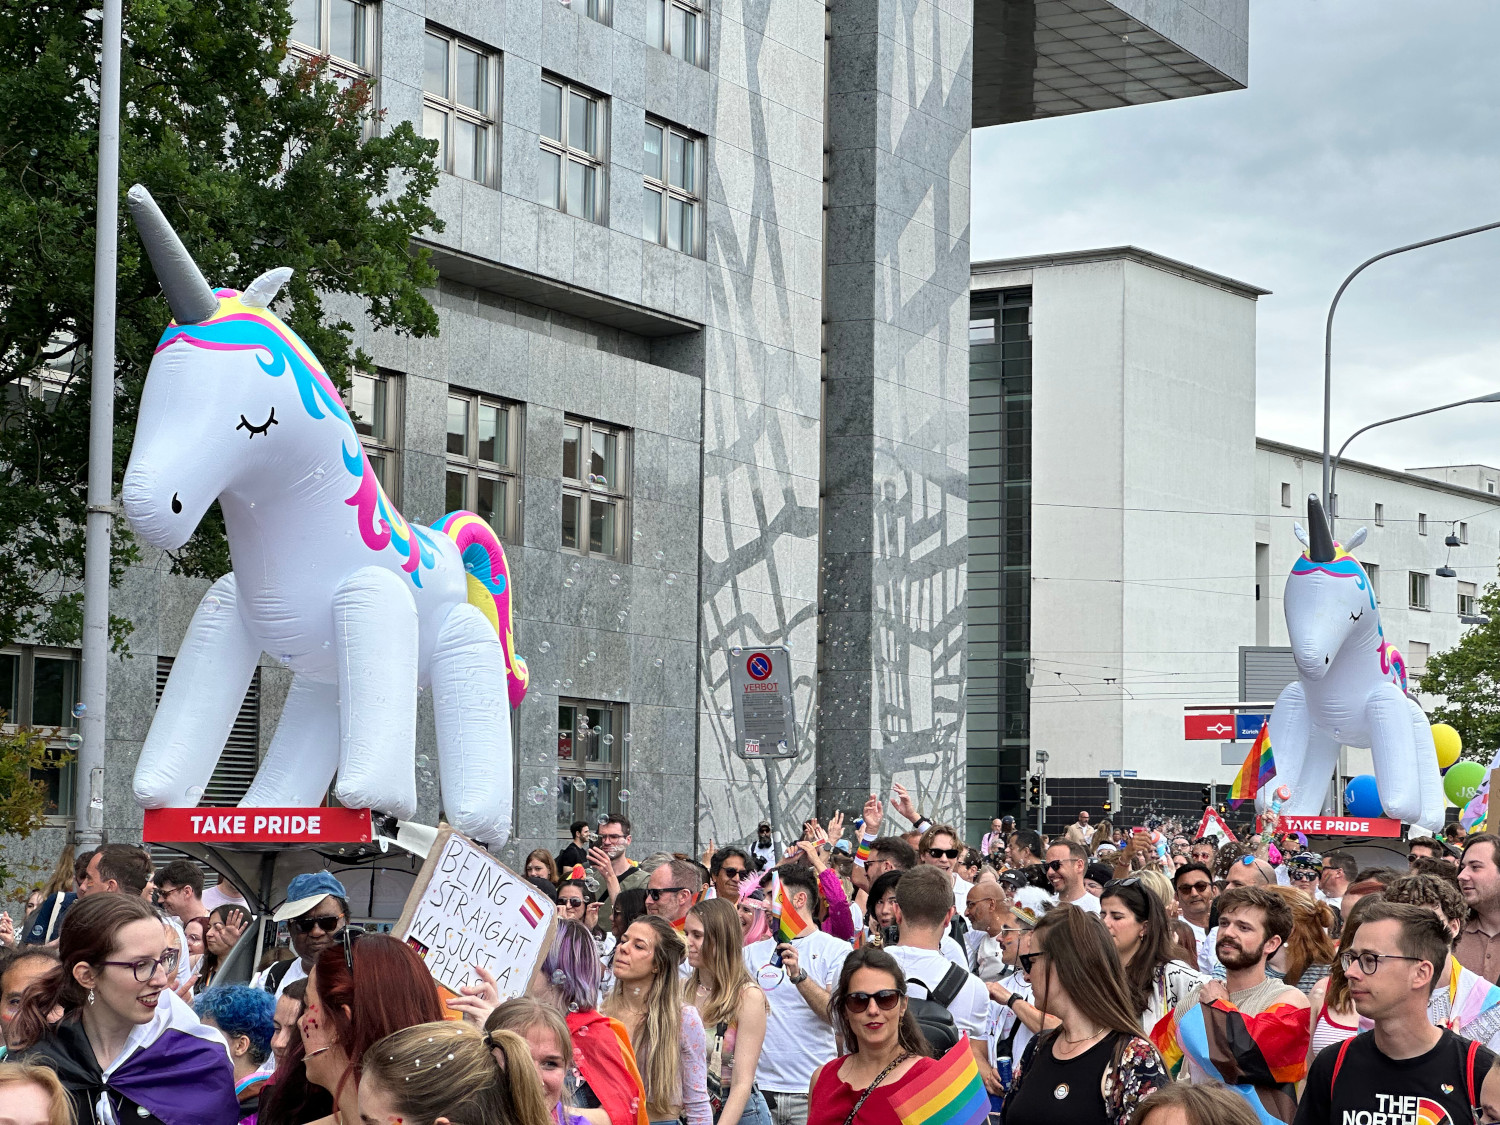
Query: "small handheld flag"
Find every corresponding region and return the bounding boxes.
[773,880,816,944]
[890,1037,989,1125]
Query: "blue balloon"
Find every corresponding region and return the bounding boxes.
[1344,774,1385,818]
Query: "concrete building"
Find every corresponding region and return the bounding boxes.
[968,248,1500,834]
[5,0,1251,877]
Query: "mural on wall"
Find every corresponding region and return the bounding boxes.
[121,185,525,844]
[1261,495,1445,830]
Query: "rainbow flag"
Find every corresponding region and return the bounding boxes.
[773,879,816,942]
[1229,721,1275,807]
[890,1037,988,1125]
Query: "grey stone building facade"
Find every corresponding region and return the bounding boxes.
[7,0,1248,875]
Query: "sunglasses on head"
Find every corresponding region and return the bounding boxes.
[294,913,345,935]
[843,989,903,1013]
[927,848,961,860]
[646,887,687,900]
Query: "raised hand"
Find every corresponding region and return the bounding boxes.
[446,964,501,1024]
[826,811,846,843]
[862,793,883,836]
[890,782,920,825]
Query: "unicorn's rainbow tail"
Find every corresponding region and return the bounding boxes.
[434,511,529,708]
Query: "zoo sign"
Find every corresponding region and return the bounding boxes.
[727,647,798,760]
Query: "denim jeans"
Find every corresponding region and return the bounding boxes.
[761,1090,809,1125]
[732,1089,774,1125]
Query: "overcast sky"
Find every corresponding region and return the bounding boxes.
[972,0,1500,477]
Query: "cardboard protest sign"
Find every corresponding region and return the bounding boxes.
[394,827,555,1003]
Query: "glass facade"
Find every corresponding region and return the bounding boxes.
[967,288,1031,839]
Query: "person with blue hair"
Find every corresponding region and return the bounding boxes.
[195,984,276,1124]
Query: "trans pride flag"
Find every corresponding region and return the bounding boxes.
[890,1037,989,1125]
[1230,721,1275,807]
[1150,994,1308,1124]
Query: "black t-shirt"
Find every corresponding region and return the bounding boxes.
[1294,1029,1495,1125]
[1004,1032,1116,1125]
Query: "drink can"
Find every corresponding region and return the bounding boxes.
[996,1057,1013,1089]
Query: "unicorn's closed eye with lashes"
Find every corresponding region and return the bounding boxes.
[1259,494,1444,830]
[120,185,526,844]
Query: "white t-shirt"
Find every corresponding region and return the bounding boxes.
[251,957,309,998]
[884,945,989,1039]
[1061,891,1101,914]
[951,874,974,907]
[940,934,968,968]
[744,930,850,1093]
[990,968,1034,1066]
[967,930,1006,983]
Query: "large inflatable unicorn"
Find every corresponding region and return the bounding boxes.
[121,185,527,844]
[1258,495,1444,830]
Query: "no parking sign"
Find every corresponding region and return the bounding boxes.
[728,646,798,760]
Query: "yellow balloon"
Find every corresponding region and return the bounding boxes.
[1433,723,1463,769]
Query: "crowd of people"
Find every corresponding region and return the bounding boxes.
[3,794,1500,1125]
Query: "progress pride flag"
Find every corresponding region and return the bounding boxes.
[143,807,372,843]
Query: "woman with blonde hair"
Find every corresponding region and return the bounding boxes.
[0,1061,75,1125]
[358,1020,554,1125]
[527,849,561,886]
[603,915,711,1125]
[489,997,615,1125]
[685,899,770,1125]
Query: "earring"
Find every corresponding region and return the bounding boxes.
[88,989,96,1006]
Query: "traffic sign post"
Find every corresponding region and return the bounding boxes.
[727,646,798,840]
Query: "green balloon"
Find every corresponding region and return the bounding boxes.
[1444,760,1487,806]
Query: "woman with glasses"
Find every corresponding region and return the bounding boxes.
[1002,905,1167,1125]
[602,915,711,1125]
[8,893,240,1125]
[805,946,937,1125]
[265,933,443,1125]
[685,900,771,1125]
[1097,879,1204,1033]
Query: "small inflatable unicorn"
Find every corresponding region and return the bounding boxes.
[1259,495,1445,830]
[121,185,527,844]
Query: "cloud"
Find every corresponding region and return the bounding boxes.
[972,0,1500,474]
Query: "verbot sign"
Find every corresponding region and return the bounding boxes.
[728,647,798,760]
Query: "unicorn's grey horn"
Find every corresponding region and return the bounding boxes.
[126,184,218,325]
[1307,494,1336,563]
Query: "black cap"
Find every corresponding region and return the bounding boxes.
[1085,862,1115,887]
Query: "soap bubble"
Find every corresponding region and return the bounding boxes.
[654,550,665,561]
[586,651,597,662]
[665,573,677,586]
[571,560,582,573]
[552,969,568,985]
[602,734,614,746]
[633,529,642,541]
[584,876,601,894]
[186,786,204,803]
[65,733,82,751]
[538,641,552,653]
[416,754,430,768]
[730,647,742,657]
[201,597,219,615]
[528,786,548,805]
[313,465,326,479]
[623,732,633,744]
[563,678,574,688]
[608,573,621,586]
[619,790,631,802]
[563,578,574,588]
[71,702,87,719]
[592,725,603,736]
[569,1001,580,1012]
[653,657,664,668]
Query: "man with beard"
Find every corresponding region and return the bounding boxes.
[1457,833,1500,983]
[1153,886,1310,1121]
[587,814,651,905]
[1189,839,1218,870]
[1198,855,1277,980]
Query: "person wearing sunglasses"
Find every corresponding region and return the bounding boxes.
[1295,902,1500,1125]
[646,859,703,939]
[917,825,972,907]
[808,946,959,1125]
[1044,840,1100,914]
[255,871,349,999]
[1170,864,1216,962]
[1285,852,1324,900]
[7,893,240,1125]
[710,848,755,904]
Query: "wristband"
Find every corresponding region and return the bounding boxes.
[1004,993,1019,1009]
[854,833,877,867]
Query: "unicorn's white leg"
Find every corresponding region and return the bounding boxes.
[331,566,419,819]
[239,675,341,807]
[134,574,262,807]
[1262,682,1311,814]
[430,602,513,846]
[1405,696,1447,831]
[1367,684,1429,826]
[1287,730,1341,815]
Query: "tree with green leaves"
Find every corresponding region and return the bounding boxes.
[0,0,441,651]
[1420,579,1500,766]
[0,721,66,887]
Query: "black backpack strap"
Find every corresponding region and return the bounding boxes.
[265,958,294,994]
[931,962,969,1009]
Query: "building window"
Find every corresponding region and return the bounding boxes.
[289,0,371,67]
[642,120,704,256]
[1460,582,1479,617]
[556,699,626,834]
[155,658,261,806]
[1409,571,1430,610]
[343,371,402,505]
[1279,483,1291,508]
[1374,503,1384,526]
[1407,641,1429,678]
[422,30,497,184]
[1488,479,1496,495]
[1418,513,1428,536]
[646,0,704,65]
[572,0,610,23]
[446,393,522,541]
[539,77,607,222]
[561,417,630,558]
[1459,521,1469,544]
[1364,563,1380,603]
[0,647,79,817]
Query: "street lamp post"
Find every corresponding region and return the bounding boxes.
[1322,220,1500,512]
[1327,391,1500,529]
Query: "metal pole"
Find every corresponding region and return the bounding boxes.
[764,759,782,848]
[1322,220,1500,516]
[76,0,124,845]
[1327,391,1500,524]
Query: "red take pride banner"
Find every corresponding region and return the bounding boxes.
[1278,815,1401,838]
[143,807,373,843]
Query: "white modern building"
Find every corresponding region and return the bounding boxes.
[968,247,1500,834]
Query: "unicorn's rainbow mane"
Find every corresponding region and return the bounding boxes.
[156,291,436,585]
